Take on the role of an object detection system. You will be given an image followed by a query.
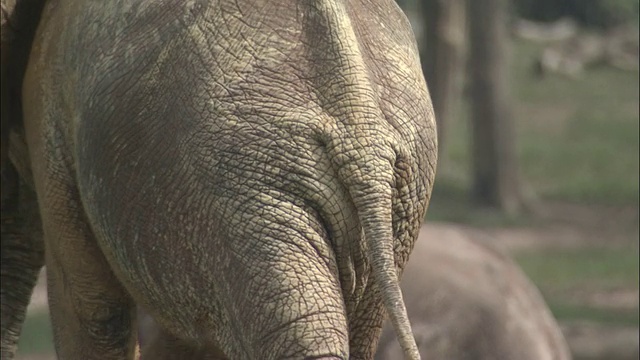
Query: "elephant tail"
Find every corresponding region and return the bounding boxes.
[356,179,420,360]
[333,148,421,360]
[302,1,422,357]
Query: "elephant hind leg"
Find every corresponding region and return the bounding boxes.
[38,174,136,359]
[46,261,136,359]
[1,163,44,359]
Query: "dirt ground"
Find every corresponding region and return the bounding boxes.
[15,202,640,360]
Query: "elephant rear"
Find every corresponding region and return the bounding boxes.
[20,1,436,359]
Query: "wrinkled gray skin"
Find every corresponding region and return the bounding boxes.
[376,226,572,360]
[5,0,437,359]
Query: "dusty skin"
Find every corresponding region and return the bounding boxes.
[2,0,436,359]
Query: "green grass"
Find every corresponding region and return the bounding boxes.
[515,245,640,326]
[517,61,640,205]
[427,180,534,227]
[548,302,639,327]
[516,246,639,290]
[17,311,54,355]
[434,38,640,212]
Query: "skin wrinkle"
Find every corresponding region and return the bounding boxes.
[209,112,360,290]
[219,171,342,352]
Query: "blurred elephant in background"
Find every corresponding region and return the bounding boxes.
[375,225,572,360]
[2,0,437,359]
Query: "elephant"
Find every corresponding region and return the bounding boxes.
[375,225,572,360]
[1,0,437,359]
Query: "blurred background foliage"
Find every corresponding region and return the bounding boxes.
[397,0,639,359]
[512,0,639,28]
[396,0,639,218]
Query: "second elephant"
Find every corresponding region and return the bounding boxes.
[376,225,572,360]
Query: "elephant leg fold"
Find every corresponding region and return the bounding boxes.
[345,283,387,360]
[38,177,136,359]
[45,234,136,359]
[1,163,44,359]
[213,212,351,360]
[46,261,135,359]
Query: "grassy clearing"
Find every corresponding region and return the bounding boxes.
[547,302,639,327]
[427,181,535,227]
[431,38,639,219]
[515,244,640,326]
[516,246,639,290]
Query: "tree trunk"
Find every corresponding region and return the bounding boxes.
[467,0,527,215]
[419,0,466,153]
